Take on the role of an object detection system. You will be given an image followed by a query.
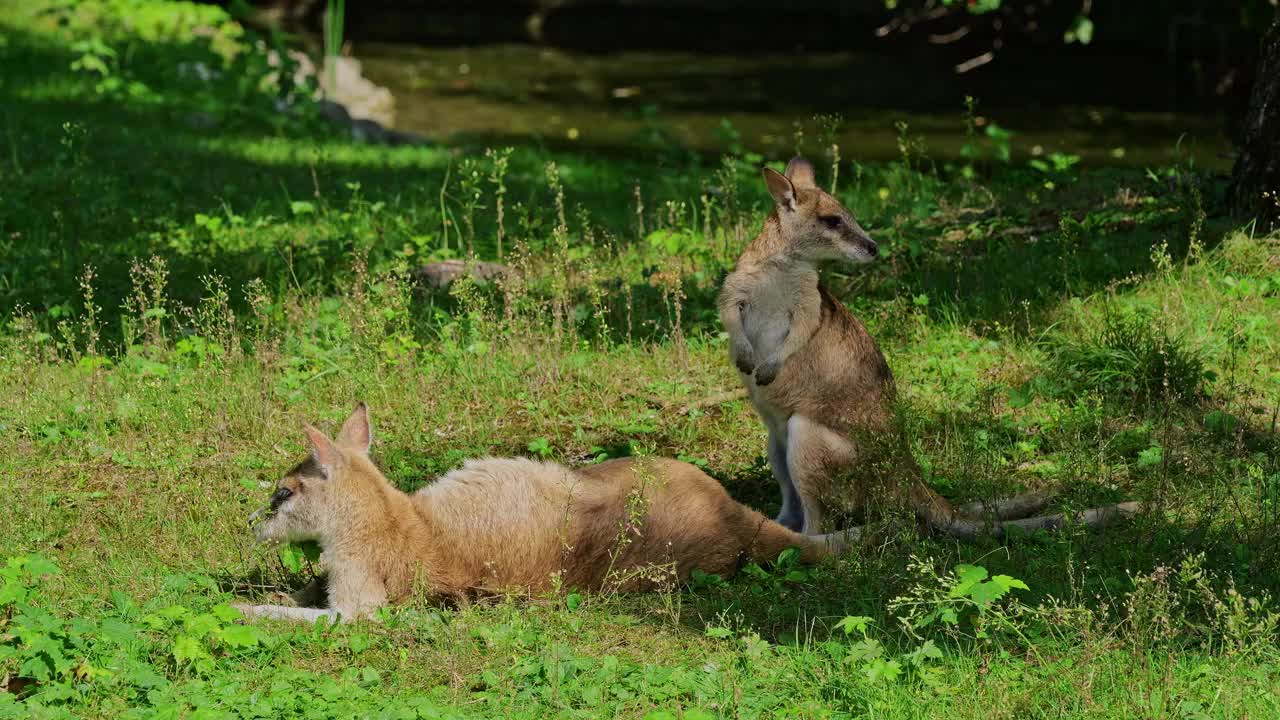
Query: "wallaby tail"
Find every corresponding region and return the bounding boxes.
[911,479,1145,539]
[933,501,1145,540]
[954,490,1055,521]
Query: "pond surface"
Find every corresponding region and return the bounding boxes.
[355,42,1233,171]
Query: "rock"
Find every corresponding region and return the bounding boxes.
[414,260,511,290]
[382,127,427,146]
[317,99,352,126]
[263,46,418,148]
[349,117,387,143]
[322,56,395,128]
[347,117,427,146]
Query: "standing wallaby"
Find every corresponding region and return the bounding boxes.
[719,157,1141,537]
[236,403,846,622]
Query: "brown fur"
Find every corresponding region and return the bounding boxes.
[718,157,1140,537]
[238,403,844,621]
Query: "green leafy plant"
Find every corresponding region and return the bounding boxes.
[1029,151,1082,183]
[890,559,1034,648]
[736,548,812,600]
[832,614,944,684]
[527,437,553,458]
[323,0,345,95]
[984,122,1014,164]
[279,540,323,574]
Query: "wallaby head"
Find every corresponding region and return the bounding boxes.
[762,157,877,264]
[250,403,375,545]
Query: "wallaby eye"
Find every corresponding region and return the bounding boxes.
[819,215,842,230]
[270,486,294,510]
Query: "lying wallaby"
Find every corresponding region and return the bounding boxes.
[235,403,845,622]
[718,157,1141,537]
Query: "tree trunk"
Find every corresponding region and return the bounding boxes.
[1230,16,1280,233]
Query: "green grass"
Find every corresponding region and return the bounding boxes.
[3,1,1280,718]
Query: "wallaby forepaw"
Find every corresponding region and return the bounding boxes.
[755,360,780,386]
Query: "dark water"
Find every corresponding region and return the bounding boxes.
[354,42,1233,170]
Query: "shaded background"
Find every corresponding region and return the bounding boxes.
[232,0,1276,168]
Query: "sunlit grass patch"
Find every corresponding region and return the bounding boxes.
[1046,305,1209,406]
[3,0,1280,715]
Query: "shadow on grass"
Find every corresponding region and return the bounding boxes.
[666,505,1275,647]
[213,564,326,605]
[0,30,712,313]
[2,25,1232,340]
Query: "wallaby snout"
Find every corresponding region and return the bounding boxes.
[846,226,878,263]
[249,482,305,544]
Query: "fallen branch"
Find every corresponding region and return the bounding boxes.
[623,388,749,415]
[679,388,748,415]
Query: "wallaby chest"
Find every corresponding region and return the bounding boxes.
[733,265,821,360]
[740,288,792,358]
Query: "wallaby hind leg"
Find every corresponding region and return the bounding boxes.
[768,429,804,531]
[786,415,856,536]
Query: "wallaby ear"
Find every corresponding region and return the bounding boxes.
[303,424,343,478]
[784,156,816,189]
[762,167,797,212]
[336,402,372,453]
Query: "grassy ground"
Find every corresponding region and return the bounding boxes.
[3,2,1280,718]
